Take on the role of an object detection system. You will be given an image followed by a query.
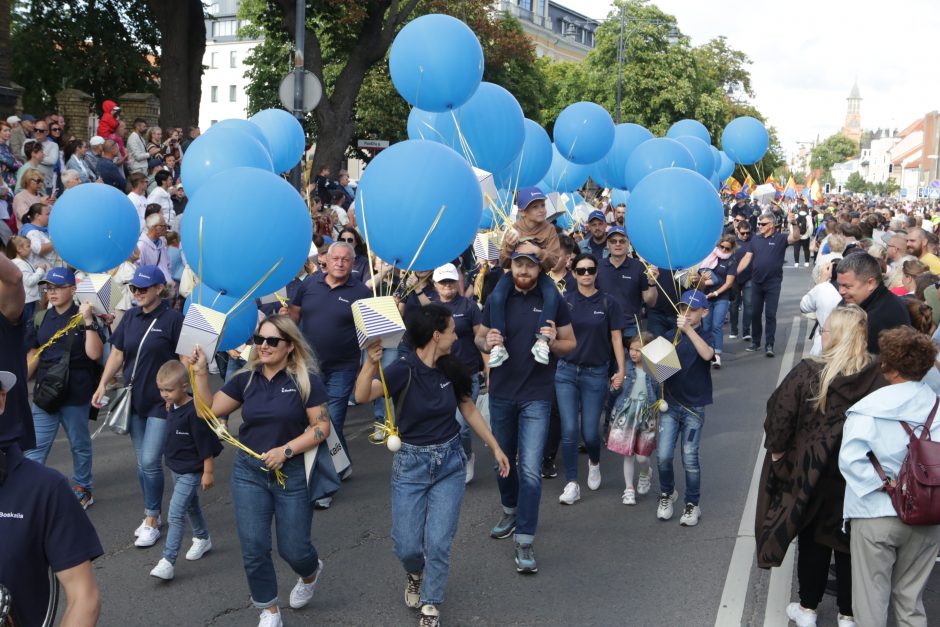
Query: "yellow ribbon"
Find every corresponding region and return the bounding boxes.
[28,313,84,365]
[369,360,400,445]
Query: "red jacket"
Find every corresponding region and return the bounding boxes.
[97,100,119,137]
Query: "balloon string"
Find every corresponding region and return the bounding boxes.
[357,191,379,299]
[400,204,447,279]
[657,219,682,300]
[28,313,85,365]
[370,360,399,445]
[225,258,283,317]
[449,110,478,169]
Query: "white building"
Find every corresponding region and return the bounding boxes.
[864,135,900,185]
[830,159,860,190]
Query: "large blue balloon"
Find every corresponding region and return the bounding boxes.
[666,119,711,144]
[609,188,630,207]
[49,184,139,272]
[355,141,482,271]
[594,123,654,190]
[540,145,592,193]
[389,14,483,113]
[250,108,306,173]
[407,108,456,144]
[495,119,552,188]
[717,151,735,179]
[185,283,259,351]
[204,119,272,158]
[553,102,615,165]
[709,171,721,190]
[626,168,724,269]
[181,128,274,196]
[181,167,312,298]
[721,116,769,165]
[623,138,695,191]
[708,145,721,171]
[674,135,715,178]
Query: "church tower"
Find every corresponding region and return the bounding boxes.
[842,80,862,145]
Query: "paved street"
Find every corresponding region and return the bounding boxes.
[43,268,939,626]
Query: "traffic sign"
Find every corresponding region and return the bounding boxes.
[930,179,940,189]
[278,69,322,113]
[357,140,390,149]
[901,188,908,197]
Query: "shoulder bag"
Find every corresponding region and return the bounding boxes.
[93,317,158,439]
[32,328,75,413]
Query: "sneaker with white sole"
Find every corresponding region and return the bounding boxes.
[712,353,722,369]
[405,572,423,609]
[837,615,856,627]
[368,424,386,444]
[793,262,799,268]
[531,339,550,365]
[622,488,636,505]
[514,543,538,574]
[804,262,810,268]
[487,345,509,368]
[679,503,701,526]
[149,558,174,580]
[257,608,283,627]
[742,334,752,342]
[465,452,475,484]
[785,603,817,627]
[289,560,324,609]
[135,524,161,547]
[134,516,161,537]
[559,481,581,505]
[587,462,601,490]
[419,604,441,627]
[728,333,737,339]
[314,497,332,510]
[185,537,212,561]
[637,471,651,495]
[656,491,678,520]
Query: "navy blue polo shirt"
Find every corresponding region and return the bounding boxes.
[651,267,681,315]
[440,295,482,373]
[552,271,576,298]
[482,282,572,401]
[563,289,625,367]
[749,232,789,284]
[663,326,714,408]
[221,368,328,453]
[585,238,607,259]
[596,256,649,320]
[0,312,34,448]
[291,273,371,372]
[0,445,103,627]
[26,303,104,407]
[259,275,307,317]
[399,285,439,350]
[381,352,461,446]
[351,255,370,282]
[110,300,184,419]
[733,237,753,283]
[163,401,223,474]
[703,258,737,301]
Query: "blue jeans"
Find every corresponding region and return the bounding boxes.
[129,414,168,517]
[231,452,319,609]
[26,402,94,490]
[225,356,246,382]
[374,347,407,421]
[751,280,782,348]
[164,471,209,564]
[729,280,752,336]
[488,397,551,543]
[391,435,466,606]
[487,272,559,337]
[322,367,357,460]
[554,361,607,481]
[656,404,704,505]
[705,298,730,354]
[453,374,480,456]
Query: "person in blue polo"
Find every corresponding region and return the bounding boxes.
[93,265,184,547]
[0,253,34,452]
[475,250,576,574]
[595,226,657,340]
[578,210,610,258]
[24,267,104,510]
[0,370,103,627]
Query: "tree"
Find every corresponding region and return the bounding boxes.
[844,171,867,193]
[147,0,206,130]
[809,133,858,179]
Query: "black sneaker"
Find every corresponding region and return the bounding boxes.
[490,513,516,539]
[766,345,775,358]
[745,344,760,352]
[540,459,557,479]
[743,334,752,341]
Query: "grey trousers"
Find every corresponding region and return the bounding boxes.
[849,516,940,627]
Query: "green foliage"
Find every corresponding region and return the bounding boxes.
[844,171,867,193]
[810,133,859,177]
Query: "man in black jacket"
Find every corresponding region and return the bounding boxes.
[835,252,911,353]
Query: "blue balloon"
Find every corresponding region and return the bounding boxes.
[594,123,654,190]
[407,108,456,144]
[709,171,721,190]
[554,211,574,230]
[250,108,306,173]
[355,141,482,271]
[480,206,496,230]
[540,145,592,193]
[674,135,715,178]
[708,145,721,171]
[185,284,259,351]
[623,138,695,191]
[562,192,585,216]
[49,183,139,272]
[721,116,769,165]
[609,188,630,207]
[389,14,484,112]
[553,102,615,165]
[626,168,724,269]
[181,167,312,298]
[717,151,735,179]
[496,119,552,188]
[204,119,272,158]
[666,119,711,144]
[181,128,274,196]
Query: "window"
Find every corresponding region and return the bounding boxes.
[229,85,237,102]
[212,19,236,38]
[210,86,218,103]
[210,52,218,69]
[517,0,532,11]
[230,51,237,68]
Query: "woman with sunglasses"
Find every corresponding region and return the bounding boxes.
[693,234,737,368]
[92,265,184,548]
[189,315,330,627]
[336,227,370,281]
[555,253,626,504]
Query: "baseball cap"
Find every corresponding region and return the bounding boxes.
[511,250,541,265]
[0,371,16,392]
[587,210,607,224]
[20,114,35,122]
[89,136,105,147]
[432,263,459,282]
[128,265,166,288]
[147,158,163,170]
[6,115,20,124]
[39,267,76,286]
[607,226,627,238]
[679,289,708,309]
[516,187,547,211]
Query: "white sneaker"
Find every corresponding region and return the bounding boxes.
[314,497,332,509]
[257,608,283,627]
[637,471,651,495]
[587,462,601,490]
[804,262,810,268]
[728,334,737,339]
[785,603,817,627]
[368,424,386,443]
[622,488,636,505]
[185,537,212,561]
[656,491,678,520]
[289,559,324,609]
[679,503,701,526]
[559,481,581,505]
[793,262,799,268]
[838,615,856,627]
[488,345,509,368]
[531,339,550,365]
[135,524,161,547]
[405,571,423,609]
[149,558,174,580]
[712,353,722,369]
[134,516,161,537]
[465,452,475,484]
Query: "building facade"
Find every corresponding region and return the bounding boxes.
[842,80,862,145]
[496,0,598,62]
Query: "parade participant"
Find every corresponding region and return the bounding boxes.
[555,253,626,504]
[614,332,658,505]
[834,253,910,354]
[729,219,753,341]
[0,253,34,449]
[695,235,737,368]
[475,251,576,573]
[24,268,103,510]
[595,226,657,340]
[793,200,812,267]
[578,210,609,258]
[0,370,103,627]
[756,306,882,627]
[189,316,330,627]
[647,265,680,338]
[92,265,184,547]
[840,326,940,627]
[547,234,576,297]
[655,290,714,526]
[149,360,222,581]
[355,304,509,627]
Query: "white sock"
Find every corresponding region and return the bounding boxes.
[623,455,635,489]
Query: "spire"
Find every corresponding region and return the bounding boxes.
[848,78,860,100]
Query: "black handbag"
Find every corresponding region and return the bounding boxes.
[32,329,75,413]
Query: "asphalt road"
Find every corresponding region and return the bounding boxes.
[41,266,939,626]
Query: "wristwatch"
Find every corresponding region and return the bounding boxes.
[284,446,294,459]
[82,322,100,331]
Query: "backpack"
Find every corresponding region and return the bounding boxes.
[867,397,940,525]
[796,213,808,235]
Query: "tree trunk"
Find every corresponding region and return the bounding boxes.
[148,0,205,130]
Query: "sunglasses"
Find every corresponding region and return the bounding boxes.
[758,222,772,227]
[608,238,628,245]
[34,128,48,133]
[339,237,356,243]
[574,266,597,275]
[50,127,60,132]
[129,285,152,294]
[719,246,733,252]
[252,334,288,348]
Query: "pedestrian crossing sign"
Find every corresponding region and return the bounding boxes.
[351,296,405,349]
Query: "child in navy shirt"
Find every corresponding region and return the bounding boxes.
[149,361,222,581]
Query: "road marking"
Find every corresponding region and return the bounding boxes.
[715,316,802,627]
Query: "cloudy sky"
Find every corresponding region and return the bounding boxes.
[577,0,940,161]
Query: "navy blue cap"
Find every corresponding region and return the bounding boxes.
[511,250,541,265]
[516,187,547,211]
[39,267,76,286]
[587,210,607,223]
[607,226,627,238]
[21,114,36,122]
[679,289,708,309]
[128,265,166,288]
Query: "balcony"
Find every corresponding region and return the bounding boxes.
[498,1,551,30]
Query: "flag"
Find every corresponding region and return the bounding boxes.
[765,176,783,192]
[725,176,742,193]
[742,173,756,194]
[811,179,823,203]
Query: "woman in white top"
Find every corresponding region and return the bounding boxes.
[8,234,46,323]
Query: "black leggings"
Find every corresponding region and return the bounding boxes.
[793,239,810,263]
[797,524,852,616]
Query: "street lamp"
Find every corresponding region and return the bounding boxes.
[615,8,679,123]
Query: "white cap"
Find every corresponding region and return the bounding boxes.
[0,371,16,392]
[432,263,459,283]
[6,115,20,124]
[89,135,105,147]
